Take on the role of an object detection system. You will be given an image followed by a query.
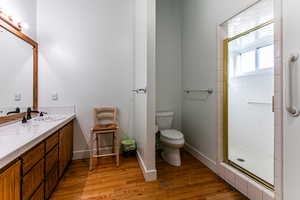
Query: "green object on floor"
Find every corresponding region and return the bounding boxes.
[121,139,136,151]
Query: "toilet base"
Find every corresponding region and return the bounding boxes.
[161,147,181,167]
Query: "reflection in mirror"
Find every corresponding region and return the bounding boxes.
[0,26,33,117]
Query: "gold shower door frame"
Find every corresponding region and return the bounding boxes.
[223,20,274,190]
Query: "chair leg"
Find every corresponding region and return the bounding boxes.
[115,131,119,167]
[89,131,94,171]
[96,134,100,156]
[112,133,115,154]
[97,134,101,166]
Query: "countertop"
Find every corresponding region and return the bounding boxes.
[0,114,76,169]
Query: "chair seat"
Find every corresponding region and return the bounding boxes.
[92,123,118,132]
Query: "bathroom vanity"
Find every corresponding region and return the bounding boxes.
[0,114,75,200]
[0,10,77,200]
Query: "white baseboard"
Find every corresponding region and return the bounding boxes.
[184,143,217,173]
[73,149,90,160]
[136,151,157,182]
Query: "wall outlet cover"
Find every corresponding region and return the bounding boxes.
[14,93,21,101]
[52,93,58,101]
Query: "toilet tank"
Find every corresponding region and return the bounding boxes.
[156,111,174,130]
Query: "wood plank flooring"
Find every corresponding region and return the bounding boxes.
[50,151,248,200]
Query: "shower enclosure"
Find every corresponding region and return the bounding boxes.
[223,0,275,188]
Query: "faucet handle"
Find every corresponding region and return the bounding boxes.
[16,107,20,113]
[26,107,32,120]
[27,107,32,113]
[40,111,48,117]
[22,116,27,124]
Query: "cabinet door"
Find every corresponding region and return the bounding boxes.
[59,121,73,178]
[45,145,58,175]
[21,143,44,175]
[0,161,21,200]
[22,159,44,200]
[45,165,58,199]
[30,183,44,200]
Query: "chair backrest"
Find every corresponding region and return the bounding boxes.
[94,107,117,125]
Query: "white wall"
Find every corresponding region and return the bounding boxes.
[133,0,147,164]
[37,0,134,159]
[228,72,274,160]
[156,0,182,130]
[0,0,37,39]
[133,0,157,180]
[146,0,157,174]
[181,0,258,162]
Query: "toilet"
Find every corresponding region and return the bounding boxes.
[156,111,185,167]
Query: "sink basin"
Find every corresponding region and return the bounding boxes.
[34,115,67,122]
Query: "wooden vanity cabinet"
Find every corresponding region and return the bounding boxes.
[21,142,45,200]
[21,143,44,174]
[0,161,21,200]
[45,132,58,153]
[45,143,59,199]
[45,164,58,199]
[0,121,73,200]
[0,120,74,200]
[45,145,58,175]
[30,183,44,200]
[59,122,73,178]
[22,159,44,200]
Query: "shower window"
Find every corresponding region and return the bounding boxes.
[258,45,274,69]
[236,50,256,76]
[235,44,274,76]
[231,24,274,77]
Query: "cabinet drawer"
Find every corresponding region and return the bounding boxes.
[30,183,44,200]
[21,143,44,174]
[45,132,58,153]
[22,159,44,200]
[0,161,21,200]
[45,145,58,175]
[45,165,58,199]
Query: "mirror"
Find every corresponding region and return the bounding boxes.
[0,19,38,122]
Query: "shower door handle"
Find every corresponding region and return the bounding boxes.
[286,53,300,117]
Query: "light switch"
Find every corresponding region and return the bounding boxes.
[52,92,58,101]
[14,93,21,101]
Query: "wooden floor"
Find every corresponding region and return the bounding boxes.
[50,151,248,200]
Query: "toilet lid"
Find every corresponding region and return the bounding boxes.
[161,129,183,140]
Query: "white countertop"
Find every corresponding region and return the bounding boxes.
[0,114,75,169]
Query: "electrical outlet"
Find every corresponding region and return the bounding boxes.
[14,93,21,101]
[51,92,58,101]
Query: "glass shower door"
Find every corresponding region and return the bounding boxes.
[224,22,274,187]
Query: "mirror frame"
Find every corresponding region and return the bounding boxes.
[0,18,38,124]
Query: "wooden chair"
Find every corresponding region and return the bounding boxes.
[89,107,119,170]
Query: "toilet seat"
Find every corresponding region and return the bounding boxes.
[161,129,183,140]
